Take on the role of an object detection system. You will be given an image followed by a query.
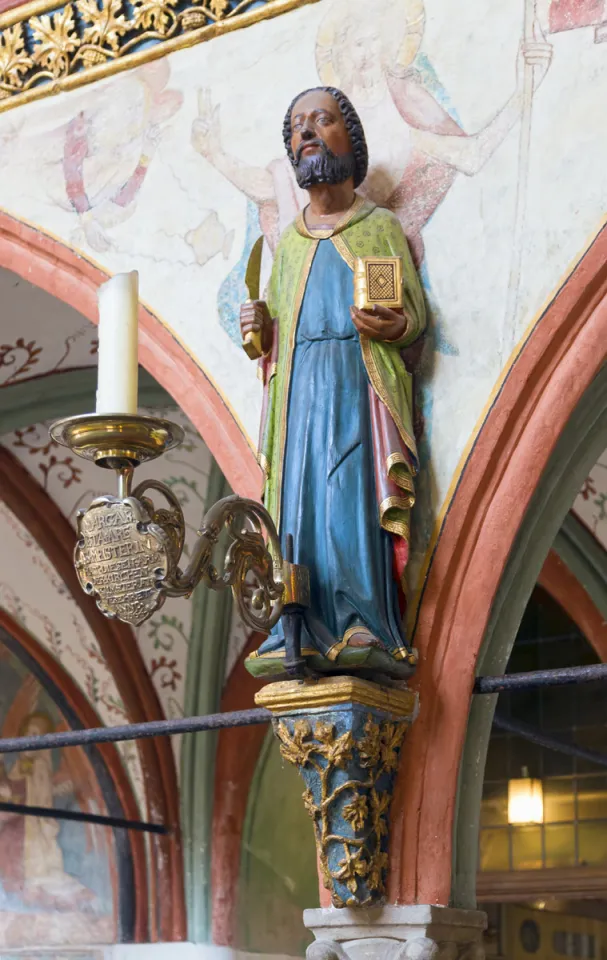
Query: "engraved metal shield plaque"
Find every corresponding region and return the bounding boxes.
[75,496,174,626]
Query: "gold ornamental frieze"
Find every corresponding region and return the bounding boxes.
[0,0,321,113]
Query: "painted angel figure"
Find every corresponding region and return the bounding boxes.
[192,0,553,268]
[3,61,184,254]
[0,675,101,910]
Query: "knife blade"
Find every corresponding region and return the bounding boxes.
[242,236,265,359]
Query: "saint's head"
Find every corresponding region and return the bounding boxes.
[20,710,53,738]
[283,87,368,191]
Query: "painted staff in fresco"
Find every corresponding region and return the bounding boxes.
[241,87,426,678]
[192,0,553,272]
[502,0,607,356]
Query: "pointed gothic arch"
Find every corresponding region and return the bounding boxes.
[389,223,607,907]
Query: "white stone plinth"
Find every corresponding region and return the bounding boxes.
[303,905,487,960]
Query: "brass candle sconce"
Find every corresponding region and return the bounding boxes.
[50,413,309,636]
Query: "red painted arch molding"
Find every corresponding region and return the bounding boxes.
[539,548,607,663]
[0,442,186,938]
[390,224,607,906]
[0,608,149,940]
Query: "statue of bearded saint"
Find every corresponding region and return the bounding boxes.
[241,87,426,680]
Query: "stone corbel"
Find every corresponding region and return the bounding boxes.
[255,675,418,908]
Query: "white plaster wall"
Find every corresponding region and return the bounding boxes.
[1,0,606,605]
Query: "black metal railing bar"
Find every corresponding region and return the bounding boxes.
[0,799,169,834]
[493,714,607,771]
[474,662,607,694]
[0,707,271,755]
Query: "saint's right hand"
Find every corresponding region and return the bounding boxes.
[240,300,272,355]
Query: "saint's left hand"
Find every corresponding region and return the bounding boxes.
[350,304,408,342]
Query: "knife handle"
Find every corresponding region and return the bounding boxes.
[242,298,263,359]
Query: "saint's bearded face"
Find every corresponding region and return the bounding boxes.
[290,90,356,189]
[293,139,356,189]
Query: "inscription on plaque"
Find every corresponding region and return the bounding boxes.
[75,498,171,625]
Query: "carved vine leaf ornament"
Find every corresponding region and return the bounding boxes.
[0,0,274,106]
[79,0,129,58]
[209,0,230,15]
[30,6,79,78]
[275,716,408,907]
[131,0,179,36]
[0,25,32,92]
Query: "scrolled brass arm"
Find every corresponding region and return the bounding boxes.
[50,412,307,632]
[157,492,286,632]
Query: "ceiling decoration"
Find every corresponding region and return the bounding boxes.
[0,500,145,807]
[0,0,319,115]
[0,267,97,384]
[573,447,607,550]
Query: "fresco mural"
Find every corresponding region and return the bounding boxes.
[574,447,607,550]
[0,502,145,808]
[0,0,606,616]
[1,404,251,730]
[0,267,251,712]
[0,269,98,385]
[0,647,116,949]
[2,410,206,727]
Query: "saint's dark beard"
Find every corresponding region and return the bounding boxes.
[293,143,356,190]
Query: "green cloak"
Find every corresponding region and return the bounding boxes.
[258,195,426,551]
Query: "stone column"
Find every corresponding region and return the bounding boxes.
[303,904,487,960]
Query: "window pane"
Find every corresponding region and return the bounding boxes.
[543,687,574,733]
[574,729,607,775]
[481,783,508,827]
[543,747,575,778]
[553,931,567,956]
[578,823,607,867]
[544,778,575,823]
[512,825,543,870]
[575,681,606,727]
[479,828,509,872]
[545,824,575,869]
[508,738,543,780]
[577,776,607,821]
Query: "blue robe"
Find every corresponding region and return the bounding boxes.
[257,240,404,659]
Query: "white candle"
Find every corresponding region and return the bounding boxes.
[96,271,139,415]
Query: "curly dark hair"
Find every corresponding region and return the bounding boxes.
[283,86,369,189]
